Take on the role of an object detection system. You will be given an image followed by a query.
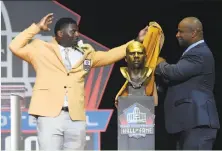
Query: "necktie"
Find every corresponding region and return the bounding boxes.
[63,48,72,107]
[64,48,72,71]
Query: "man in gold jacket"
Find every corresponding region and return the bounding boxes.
[9,13,147,150]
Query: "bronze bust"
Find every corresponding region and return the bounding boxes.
[116,41,158,106]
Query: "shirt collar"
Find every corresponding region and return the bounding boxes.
[59,45,73,51]
[183,40,205,56]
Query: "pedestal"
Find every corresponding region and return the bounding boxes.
[117,95,155,150]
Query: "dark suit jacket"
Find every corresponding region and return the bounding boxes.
[155,42,220,133]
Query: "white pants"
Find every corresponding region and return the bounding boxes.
[36,111,86,150]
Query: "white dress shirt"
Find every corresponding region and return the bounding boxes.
[59,45,83,107]
[182,40,205,56]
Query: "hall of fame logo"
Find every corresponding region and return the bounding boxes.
[119,103,155,138]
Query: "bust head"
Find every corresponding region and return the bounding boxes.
[126,41,146,70]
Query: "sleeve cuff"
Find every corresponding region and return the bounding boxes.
[28,23,41,34]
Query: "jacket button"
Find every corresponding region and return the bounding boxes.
[67,73,69,76]
[64,86,67,88]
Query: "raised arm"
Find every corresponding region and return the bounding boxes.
[83,26,148,67]
[90,41,133,67]
[155,53,203,82]
[9,13,53,62]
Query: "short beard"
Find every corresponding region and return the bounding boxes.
[178,40,190,50]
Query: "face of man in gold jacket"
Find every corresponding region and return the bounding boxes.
[125,41,146,69]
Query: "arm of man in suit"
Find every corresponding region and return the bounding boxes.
[155,53,204,82]
[9,13,53,63]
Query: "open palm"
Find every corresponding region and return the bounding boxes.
[37,13,54,31]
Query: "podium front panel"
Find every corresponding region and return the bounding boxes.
[117,95,155,150]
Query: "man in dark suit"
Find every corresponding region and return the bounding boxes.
[155,17,220,150]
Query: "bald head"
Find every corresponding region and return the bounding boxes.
[181,17,203,34]
[176,17,204,48]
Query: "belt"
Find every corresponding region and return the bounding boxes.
[61,106,69,112]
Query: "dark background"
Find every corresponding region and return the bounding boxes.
[58,0,222,149]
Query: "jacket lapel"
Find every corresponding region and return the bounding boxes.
[71,49,91,72]
[50,38,92,73]
[50,38,67,73]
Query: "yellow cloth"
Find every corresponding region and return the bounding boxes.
[115,22,165,101]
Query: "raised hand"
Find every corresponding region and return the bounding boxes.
[36,13,54,31]
[137,26,148,42]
